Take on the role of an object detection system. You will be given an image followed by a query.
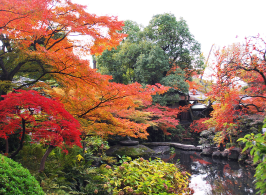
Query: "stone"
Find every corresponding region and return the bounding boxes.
[119,140,139,146]
[221,150,229,158]
[152,146,170,154]
[200,147,213,156]
[105,144,155,158]
[143,142,203,152]
[228,147,241,160]
[143,142,171,146]
[212,150,221,158]
[170,143,202,151]
[238,153,247,162]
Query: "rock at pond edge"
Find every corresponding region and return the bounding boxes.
[119,140,139,146]
[105,144,155,158]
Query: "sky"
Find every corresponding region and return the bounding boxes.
[74,0,265,60]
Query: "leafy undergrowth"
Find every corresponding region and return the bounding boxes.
[103,157,193,195]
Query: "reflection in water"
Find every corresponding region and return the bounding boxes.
[151,149,257,195]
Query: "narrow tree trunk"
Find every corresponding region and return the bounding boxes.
[93,58,97,69]
[39,145,55,172]
[82,140,86,156]
[9,118,26,158]
[5,138,9,154]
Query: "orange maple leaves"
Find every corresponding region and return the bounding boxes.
[0,0,184,140]
[203,35,266,144]
[0,0,126,54]
[50,82,169,138]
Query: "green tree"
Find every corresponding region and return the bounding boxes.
[97,39,169,85]
[96,14,204,89]
[134,42,169,85]
[145,13,203,72]
[120,20,142,43]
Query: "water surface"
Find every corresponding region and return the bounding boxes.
[151,148,257,195]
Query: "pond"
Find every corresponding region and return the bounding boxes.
[150,148,257,195]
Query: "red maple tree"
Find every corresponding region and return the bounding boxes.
[204,35,266,144]
[0,90,81,171]
[144,103,190,135]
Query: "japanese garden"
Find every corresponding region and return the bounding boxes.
[0,0,265,194]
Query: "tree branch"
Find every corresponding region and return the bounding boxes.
[9,118,26,158]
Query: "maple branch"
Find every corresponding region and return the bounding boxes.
[9,118,26,158]
[45,26,67,47]
[240,103,264,112]
[77,92,127,118]
[237,66,266,85]
[16,72,46,89]
[54,45,76,53]
[14,58,86,89]
[56,9,77,16]
[0,57,8,75]
[8,60,31,80]
[46,31,70,51]
[0,9,32,15]
[83,22,96,29]
[0,15,29,29]
[241,95,266,100]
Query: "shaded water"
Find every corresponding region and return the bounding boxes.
[150,148,257,195]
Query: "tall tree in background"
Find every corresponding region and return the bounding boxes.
[145,13,203,73]
[96,14,204,93]
[97,21,170,85]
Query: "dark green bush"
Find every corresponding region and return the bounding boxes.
[0,154,44,195]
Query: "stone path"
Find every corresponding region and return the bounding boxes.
[143,142,202,151]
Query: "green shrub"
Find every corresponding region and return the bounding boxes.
[0,154,44,195]
[15,142,113,194]
[14,144,46,171]
[238,132,266,194]
[103,158,192,195]
[85,136,110,156]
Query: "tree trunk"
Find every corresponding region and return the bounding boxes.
[0,87,8,101]
[39,145,55,172]
[5,138,9,154]
[93,59,97,69]
[9,118,26,158]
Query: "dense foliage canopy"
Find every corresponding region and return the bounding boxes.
[96,14,204,91]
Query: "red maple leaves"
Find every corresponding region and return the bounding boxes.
[0,90,81,150]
